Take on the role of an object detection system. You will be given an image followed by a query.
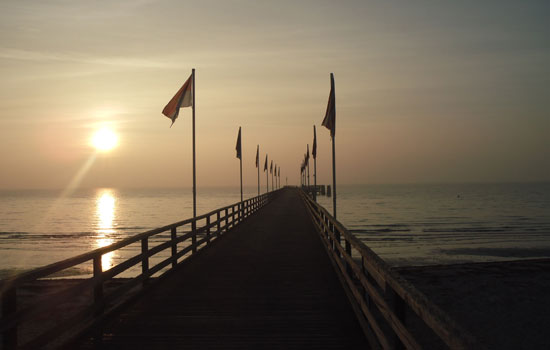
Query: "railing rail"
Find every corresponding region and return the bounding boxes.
[0,190,279,349]
[299,189,482,350]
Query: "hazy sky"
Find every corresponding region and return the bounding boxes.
[1,0,549,189]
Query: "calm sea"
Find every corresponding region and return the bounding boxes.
[1,183,549,277]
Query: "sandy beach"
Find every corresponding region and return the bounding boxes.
[396,258,550,349]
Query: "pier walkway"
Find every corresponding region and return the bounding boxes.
[75,188,368,349]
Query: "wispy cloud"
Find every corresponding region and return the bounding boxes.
[0,47,175,69]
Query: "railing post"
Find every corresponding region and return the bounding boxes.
[93,255,104,315]
[216,211,221,237]
[334,224,341,258]
[192,220,197,253]
[345,238,352,275]
[231,206,235,227]
[141,238,149,285]
[362,256,372,309]
[171,227,177,269]
[206,215,211,245]
[386,285,406,349]
[2,286,17,349]
[225,208,229,232]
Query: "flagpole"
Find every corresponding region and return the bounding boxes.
[192,68,196,218]
[257,146,260,196]
[332,134,336,218]
[307,146,310,191]
[313,126,317,202]
[330,73,337,219]
[240,155,243,202]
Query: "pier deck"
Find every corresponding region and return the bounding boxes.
[75,188,368,349]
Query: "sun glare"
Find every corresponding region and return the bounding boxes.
[92,128,118,152]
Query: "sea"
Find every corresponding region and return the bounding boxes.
[1,183,549,278]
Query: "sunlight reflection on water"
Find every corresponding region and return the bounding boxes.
[95,189,117,271]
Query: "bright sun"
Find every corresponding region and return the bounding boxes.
[92,128,118,152]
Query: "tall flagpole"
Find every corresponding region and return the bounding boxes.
[321,72,337,218]
[313,125,317,202]
[192,68,197,218]
[331,132,336,218]
[330,75,337,219]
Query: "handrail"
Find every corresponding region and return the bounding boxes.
[298,189,483,350]
[0,190,279,349]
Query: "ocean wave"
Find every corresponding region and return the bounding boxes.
[351,228,411,234]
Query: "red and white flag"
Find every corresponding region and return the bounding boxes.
[162,73,193,126]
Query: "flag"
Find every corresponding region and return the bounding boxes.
[235,127,242,159]
[270,160,273,174]
[255,145,259,168]
[264,155,268,171]
[306,145,310,164]
[322,73,335,137]
[162,73,193,126]
[312,125,317,159]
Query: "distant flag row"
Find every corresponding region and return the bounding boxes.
[236,128,283,194]
[161,69,335,217]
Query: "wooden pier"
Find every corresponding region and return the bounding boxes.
[1,188,481,349]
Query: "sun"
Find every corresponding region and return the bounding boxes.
[91,128,118,152]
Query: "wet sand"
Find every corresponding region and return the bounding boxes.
[396,258,550,349]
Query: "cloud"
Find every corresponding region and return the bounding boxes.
[0,47,175,69]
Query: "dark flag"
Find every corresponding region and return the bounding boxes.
[264,155,268,171]
[270,160,273,174]
[306,145,310,164]
[235,127,242,159]
[322,73,335,138]
[255,145,259,168]
[322,72,337,218]
[312,125,317,159]
[162,73,193,127]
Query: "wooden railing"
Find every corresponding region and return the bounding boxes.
[299,189,482,350]
[0,191,277,349]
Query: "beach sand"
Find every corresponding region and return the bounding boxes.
[396,258,550,349]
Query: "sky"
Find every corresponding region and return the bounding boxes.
[0,0,549,189]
